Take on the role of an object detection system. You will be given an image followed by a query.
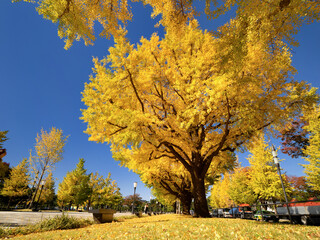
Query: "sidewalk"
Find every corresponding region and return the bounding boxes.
[0,211,134,226]
[0,211,91,226]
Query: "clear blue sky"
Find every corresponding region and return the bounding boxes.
[1,1,319,201]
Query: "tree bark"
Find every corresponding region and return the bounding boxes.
[6,196,12,210]
[173,202,177,214]
[29,166,46,209]
[191,175,210,217]
[180,190,192,215]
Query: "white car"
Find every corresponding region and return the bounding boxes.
[218,208,232,218]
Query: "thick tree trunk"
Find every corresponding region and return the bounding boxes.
[87,199,92,210]
[192,175,210,217]
[180,191,192,215]
[7,196,12,210]
[173,202,177,213]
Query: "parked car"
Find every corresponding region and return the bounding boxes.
[229,204,253,219]
[218,208,231,218]
[211,209,218,217]
[254,210,279,222]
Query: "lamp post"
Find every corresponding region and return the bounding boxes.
[150,196,152,214]
[35,180,45,211]
[272,145,293,224]
[132,182,137,214]
[156,201,158,214]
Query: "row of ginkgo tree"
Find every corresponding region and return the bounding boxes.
[0,128,63,209]
[57,158,123,210]
[210,134,320,209]
[0,128,123,210]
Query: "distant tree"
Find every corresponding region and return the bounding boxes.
[28,127,68,208]
[136,157,194,215]
[87,172,105,209]
[0,130,9,184]
[88,172,123,209]
[0,159,10,186]
[277,118,309,158]
[37,172,56,208]
[287,175,318,201]
[302,105,320,192]
[57,158,91,210]
[247,136,291,204]
[71,159,91,208]
[228,166,256,205]
[210,173,233,209]
[123,194,143,211]
[1,158,30,208]
[57,171,73,209]
[150,190,177,214]
[0,130,8,149]
[152,172,193,215]
[102,173,123,209]
[0,130,10,207]
[0,159,10,208]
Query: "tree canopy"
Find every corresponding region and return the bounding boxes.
[247,136,291,202]
[1,158,30,208]
[210,172,233,209]
[277,118,309,158]
[228,166,256,205]
[0,130,8,149]
[81,15,317,216]
[88,172,123,209]
[28,127,67,208]
[287,175,318,201]
[57,158,91,209]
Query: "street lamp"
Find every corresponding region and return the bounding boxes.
[150,196,152,214]
[272,145,293,224]
[132,182,137,214]
[156,201,158,214]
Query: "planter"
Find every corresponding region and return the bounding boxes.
[89,209,116,223]
[135,211,143,217]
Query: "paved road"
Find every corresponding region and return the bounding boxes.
[0,211,133,226]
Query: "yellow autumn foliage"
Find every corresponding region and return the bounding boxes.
[15,0,320,217]
[303,105,320,191]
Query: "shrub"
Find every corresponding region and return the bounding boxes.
[37,214,92,231]
[0,214,93,238]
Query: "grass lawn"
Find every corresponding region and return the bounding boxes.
[8,214,320,240]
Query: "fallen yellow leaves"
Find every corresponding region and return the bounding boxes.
[10,214,320,240]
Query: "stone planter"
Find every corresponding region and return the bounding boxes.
[135,211,143,217]
[89,209,116,223]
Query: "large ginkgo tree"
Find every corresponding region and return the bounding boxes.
[16,0,320,217]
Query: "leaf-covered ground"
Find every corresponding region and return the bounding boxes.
[9,214,320,240]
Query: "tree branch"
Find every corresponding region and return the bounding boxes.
[126,68,145,113]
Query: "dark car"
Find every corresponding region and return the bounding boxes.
[229,205,253,219]
[211,209,218,217]
[254,210,279,222]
